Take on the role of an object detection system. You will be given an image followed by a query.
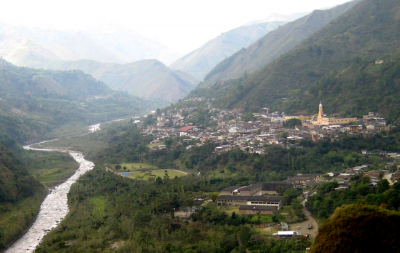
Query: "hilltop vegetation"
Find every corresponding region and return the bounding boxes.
[191,0,400,120]
[311,204,400,253]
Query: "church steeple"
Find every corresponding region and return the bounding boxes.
[318,102,324,122]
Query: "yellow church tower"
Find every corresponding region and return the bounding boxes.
[317,102,324,123]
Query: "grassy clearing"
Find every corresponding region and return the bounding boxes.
[44,122,89,140]
[23,150,80,187]
[117,163,158,171]
[125,169,187,180]
[219,206,240,215]
[147,142,162,149]
[90,197,106,218]
[251,215,273,223]
[38,134,108,160]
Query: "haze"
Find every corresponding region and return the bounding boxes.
[1,0,351,55]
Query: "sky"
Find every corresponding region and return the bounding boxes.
[0,0,352,55]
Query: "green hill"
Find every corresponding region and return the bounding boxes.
[311,204,400,253]
[32,59,198,102]
[0,142,47,250]
[201,0,358,87]
[191,0,400,120]
[0,59,147,143]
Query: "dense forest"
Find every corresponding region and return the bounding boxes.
[0,142,47,250]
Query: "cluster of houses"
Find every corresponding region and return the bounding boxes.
[216,164,400,216]
[216,177,323,215]
[138,101,391,156]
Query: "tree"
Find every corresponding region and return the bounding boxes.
[283,118,302,128]
[164,170,170,181]
[208,192,219,202]
[377,179,390,193]
[115,164,121,170]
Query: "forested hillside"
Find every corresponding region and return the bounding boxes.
[201,0,358,87]
[191,0,400,120]
[0,59,147,143]
[0,142,47,250]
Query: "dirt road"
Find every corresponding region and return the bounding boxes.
[289,198,319,238]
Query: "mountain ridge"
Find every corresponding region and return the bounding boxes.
[201,0,359,87]
[190,0,400,120]
[33,59,199,102]
[169,21,288,80]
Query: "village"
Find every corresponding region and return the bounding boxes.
[140,100,395,157]
[130,100,400,237]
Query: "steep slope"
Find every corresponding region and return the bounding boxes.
[170,21,287,80]
[202,0,358,87]
[0,59,147,143]
[194,0,400,119]
[0,35,61,67]
[0,142,46,250]
[37,59,199,101]
[311,204,400,253]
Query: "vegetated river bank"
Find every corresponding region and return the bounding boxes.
[5,138,98,252]
[5,116,138,252]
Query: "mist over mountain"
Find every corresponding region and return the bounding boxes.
[35,59,198,102]
[169,21,288,80]
[202,0,358,87]
[243,12,311,26]
[0,23,181,66]
[83,24,182,65]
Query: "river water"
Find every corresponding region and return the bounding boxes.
[5,145,95,252]
[5,117,134,252]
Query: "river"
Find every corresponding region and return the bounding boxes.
[5,144,95,252]
[5,117,135,252]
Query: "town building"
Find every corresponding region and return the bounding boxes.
[311,103,357,125]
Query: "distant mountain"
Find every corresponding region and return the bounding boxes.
[0,59,147,143]
[34,59,198,102]
[83,24,182,65]
[202,1,358,87]
[169,21,287,80]
[0,23,181,66]
[191,0,400,119]
[243,12,310,26]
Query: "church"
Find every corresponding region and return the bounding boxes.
[311,103,357,125]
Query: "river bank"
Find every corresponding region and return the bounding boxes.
[5,150,94,253]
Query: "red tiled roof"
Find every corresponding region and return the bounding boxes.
[180,126,196,132]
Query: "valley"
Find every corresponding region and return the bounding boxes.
[1,0,400,252]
